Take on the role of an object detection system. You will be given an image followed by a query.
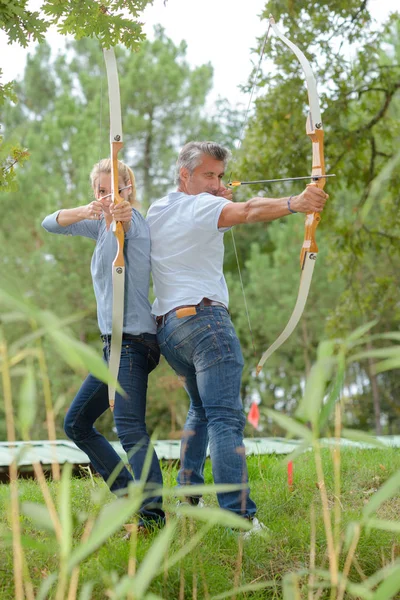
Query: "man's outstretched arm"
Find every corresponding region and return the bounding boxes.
[218,185,328,228]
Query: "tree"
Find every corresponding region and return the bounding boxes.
[225,0,400,433]
[0,32,241,439]
[0,0,153,189]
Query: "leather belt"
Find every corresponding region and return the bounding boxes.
[101,333,157,343]
[156,298,227,326]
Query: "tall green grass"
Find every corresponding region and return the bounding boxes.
[0,451,399,599]
[1,287,400,598]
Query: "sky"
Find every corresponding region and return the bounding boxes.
[1,0,398,109]
[0,0,266,107]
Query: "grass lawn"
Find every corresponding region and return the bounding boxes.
[0,448,399,599]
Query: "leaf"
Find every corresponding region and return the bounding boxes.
[371,564,400,600]
[341,429,386,449]
[132,521,178,599]
[307,568,373,598]
[346,320,378,344]
[36,572,58,600]
[0,287,40,322]
[377,333,400,342]
[9,311,87,355]
[172,506,252,530]
[111,522,178,599]
[68,495,142,570]
[361,151,400,221]
[282,572,301,600]
[319,351,345,431]
[48,328,124,396]
[282,440,311,465]
[297,341,336,427]
[17,363,36,439]
[366,518,400,534]
[350,347,400,362]
[362,470,400,519]
[165,483,248,499]
[265,409,313,441]
[79,582,94,600]
[373,357,400,374]
[363,560,400,590]
[21,502,55,533]
[345,583,374,599]
[343,521,361,553]
[0,285,123,393]
[210,581,277,599]
[163,522,213,570]
[59,462,73,559]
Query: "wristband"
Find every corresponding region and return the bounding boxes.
[287,195,297,214]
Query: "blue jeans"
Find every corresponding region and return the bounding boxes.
[157,303,256,518]
[64,334,164,525]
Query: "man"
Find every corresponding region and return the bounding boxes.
[147,141,328,533]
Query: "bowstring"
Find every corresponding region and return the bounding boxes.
[230,24,272,357]
[236,25,272,151]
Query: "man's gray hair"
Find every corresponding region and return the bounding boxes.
[175,141,231,185]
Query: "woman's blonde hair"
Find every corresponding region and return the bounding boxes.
[90,159,139,209]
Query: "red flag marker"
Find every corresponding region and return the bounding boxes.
[248,402,260,428]
[288,460,294,491]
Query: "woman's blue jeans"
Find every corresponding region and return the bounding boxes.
[157,304,256,518]
[64,334,164,525]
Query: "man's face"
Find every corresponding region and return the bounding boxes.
[179,154,225,196]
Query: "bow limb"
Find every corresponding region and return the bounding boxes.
[256,16,326,376]
[103,47,125,410]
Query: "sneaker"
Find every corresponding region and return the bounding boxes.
[122,522,146,540]
[175,497,206,517]
[122,518,164,540]
[176,496,206,509]
[242,517,269,540]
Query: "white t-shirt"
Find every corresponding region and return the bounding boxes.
[146,192,231,316]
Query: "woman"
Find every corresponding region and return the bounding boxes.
[42,159,164,531]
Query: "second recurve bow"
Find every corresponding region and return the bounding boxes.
[256,16,327,375]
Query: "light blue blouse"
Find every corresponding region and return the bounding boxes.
[42,210,157,335]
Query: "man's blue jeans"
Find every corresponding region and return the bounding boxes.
[157,303,256,518]
[64,334,164,525]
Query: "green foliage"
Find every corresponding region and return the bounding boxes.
[0,0,399,589]
[267,320,400,439]
[0,0,153,192]
[0,136,29,192]
[0,0,152,49]
[118,25,241,207]
[0,1,48,46]
[1,0,400,439]
[0,282,121,394]
[224,2,400,436]
[0,69,16,106]
[256,318,400,599]
[0,30,239,439]
[1,451,400,599]
[0,285,398,598]
[0,68,29,191]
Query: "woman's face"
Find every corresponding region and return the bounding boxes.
[94,173,131,214]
